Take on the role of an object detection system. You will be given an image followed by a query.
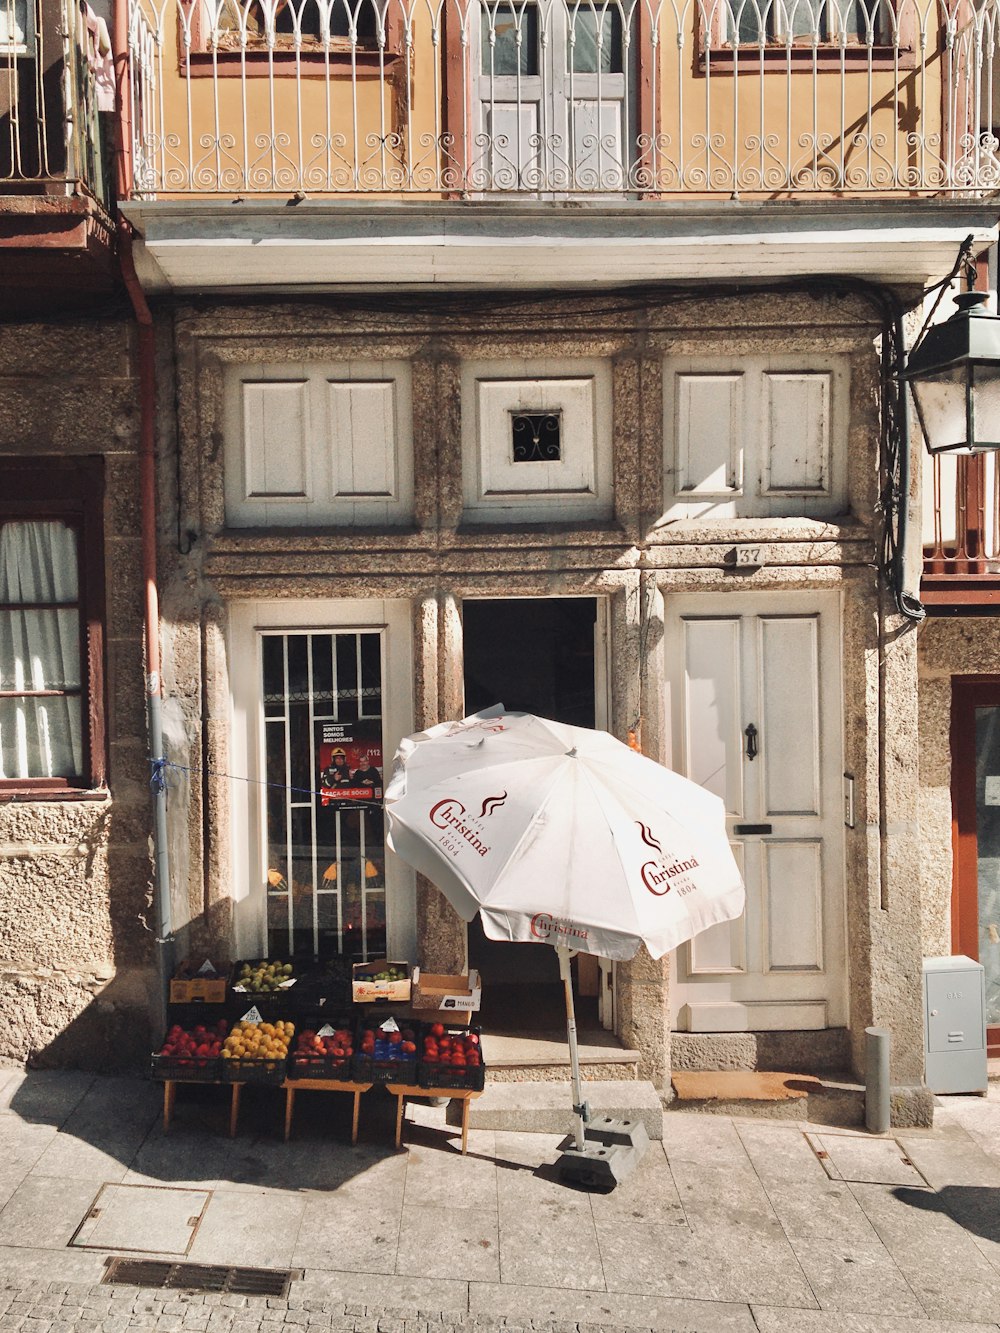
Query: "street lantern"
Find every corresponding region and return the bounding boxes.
[901,291,1000,455]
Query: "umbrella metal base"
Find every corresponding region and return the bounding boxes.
[556,1115,650,1191]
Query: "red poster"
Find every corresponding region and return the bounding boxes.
[317,719,384,808]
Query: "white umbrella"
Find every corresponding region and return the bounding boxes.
[385,708,745,1151]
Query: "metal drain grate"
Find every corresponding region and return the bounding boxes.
[102,1258,295,1298]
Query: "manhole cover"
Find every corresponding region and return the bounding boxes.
[102,1258,295,1298]
[71,1185,211,1255]
[806,1133,929,1187]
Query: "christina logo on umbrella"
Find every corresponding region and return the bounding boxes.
[428,798,493,857]
[640,854,701,896]
[530,912,589,944]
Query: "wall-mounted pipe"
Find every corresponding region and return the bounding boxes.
[112,0,174,1035]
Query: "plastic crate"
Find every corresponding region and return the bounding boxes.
[417,1025,485,1091]
[150,1052,224,1082]
[229,959,300,1013]
[287,1013,356,1081]
[220,1055,288,1085]
[353,1013,420,1085]
[351,1052,419,1086]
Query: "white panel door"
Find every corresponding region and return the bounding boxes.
[665,592,847,1032]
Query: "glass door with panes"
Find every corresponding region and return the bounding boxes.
[475,1,633,193]
[229,600,415,967]
[952,678,1000,1056]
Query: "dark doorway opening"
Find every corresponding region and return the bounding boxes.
[462,597,601,1032]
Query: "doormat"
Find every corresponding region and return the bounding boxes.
[671,1071,822,1102]
[102,1257,295,1298]
[70,1184,211,1255]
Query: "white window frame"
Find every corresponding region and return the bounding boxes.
[662,352,850,522]
[223,359,414,528]
[461,357,614,522]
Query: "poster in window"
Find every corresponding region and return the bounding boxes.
[317,719,383,808]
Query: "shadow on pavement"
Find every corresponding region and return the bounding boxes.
[894,1184,1000,1246]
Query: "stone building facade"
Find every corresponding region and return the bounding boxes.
[0,318,155,1070]
[137,285,932,1119]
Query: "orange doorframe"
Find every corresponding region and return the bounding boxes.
[950,675,1000,1056]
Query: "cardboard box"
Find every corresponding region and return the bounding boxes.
[169,958,229,1004]
[410,967,482,1015]
[351,960,411,1003]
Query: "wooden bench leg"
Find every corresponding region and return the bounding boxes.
[461,1096,470,1156]
[163,1081,176,1133]
[229,1083,242,1138]
[352,1090,362,1145]
[395,1092,405,1150]
[284,1085,295,1142]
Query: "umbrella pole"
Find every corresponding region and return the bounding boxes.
[555,944,587,1152]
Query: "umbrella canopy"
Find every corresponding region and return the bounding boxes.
[385,709,745,963]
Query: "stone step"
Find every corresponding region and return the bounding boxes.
[481,1031,641,1084]
[450,1078,664,1140]
[669,1070,865,1125]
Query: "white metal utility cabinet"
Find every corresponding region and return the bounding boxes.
[923,955,988,1096]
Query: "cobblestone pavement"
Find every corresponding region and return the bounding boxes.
[0,1283,665,1333]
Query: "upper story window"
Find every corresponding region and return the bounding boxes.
[0,459,106,799]
[725,0,893,46]
[182,0,391,65]
[703,0,910,65]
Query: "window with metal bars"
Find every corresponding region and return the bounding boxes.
[260,628,386,960]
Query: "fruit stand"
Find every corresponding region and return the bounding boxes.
[150,959,485,1150]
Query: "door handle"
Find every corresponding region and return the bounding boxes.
[733,823,772,835]
[744,723,759,761]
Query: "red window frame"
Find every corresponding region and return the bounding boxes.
[0,457,107,801]
[179,0,405,76]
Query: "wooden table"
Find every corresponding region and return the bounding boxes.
[161,1079,243,1137]
[281,1078,372,1144]
[386,1083,484,1155]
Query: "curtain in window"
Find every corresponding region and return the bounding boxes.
[0,521,83,780]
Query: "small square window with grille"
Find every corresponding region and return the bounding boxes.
[511,411,562,463]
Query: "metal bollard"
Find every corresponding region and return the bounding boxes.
[865,1026,891,1134]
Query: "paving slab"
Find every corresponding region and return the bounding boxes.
[497,1191,605,1291]
[291,1193,401,1275]
[402,1134,499,1211]
[668,1156,786,1237]
[395,1203,500,1282]
[900,1262,1000,1325]
[850,1182,998,1276]
[661,1112,750,1164]
[0,1247,110,1285]
[0,1175,104,1250]
[0,1071,95,1126]
[292,1269,470,1311]
[786,1234,925,1316]
[597,1219,818,1307]
[468,1280,758,1331]
[586,1142,686,1227]
[752,1309,1000,1333]
[123,1123,240,1192]
[185,1186,307,1268]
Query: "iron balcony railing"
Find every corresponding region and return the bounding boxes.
[922,451,1000,600]
[125,0,1000,196]
[1,0,114,204]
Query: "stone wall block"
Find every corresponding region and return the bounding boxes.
[0,849,115,968]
